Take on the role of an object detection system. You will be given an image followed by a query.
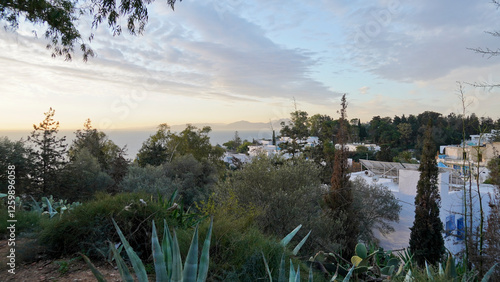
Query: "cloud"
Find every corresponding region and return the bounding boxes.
[78,1,340,103]
[338,1,500,83]
[359,86,369,94]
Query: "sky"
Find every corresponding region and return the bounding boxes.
[1,0,500,131]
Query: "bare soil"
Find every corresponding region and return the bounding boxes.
[0,239,123,281]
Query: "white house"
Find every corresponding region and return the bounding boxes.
[338,143,381,152]
[356,159,496,255]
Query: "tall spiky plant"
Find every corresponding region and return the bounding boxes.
[84,218,213,282]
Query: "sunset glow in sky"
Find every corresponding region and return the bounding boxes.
[1,0,500,130]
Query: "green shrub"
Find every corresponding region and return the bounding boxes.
[215,155,347,255]
[121,155,217,208]
[0,209,45,238]
[196,190,310,281]
[38,192,200,260]
[202,217,286,281]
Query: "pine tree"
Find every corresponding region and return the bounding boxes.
[28,108,67,196]
[409,120,445,266]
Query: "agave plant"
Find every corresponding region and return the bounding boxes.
[83,217,213,282]
[262,224,323,282]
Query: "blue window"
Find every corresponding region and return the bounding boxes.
[457,217,464,240]
[445,214,456,237]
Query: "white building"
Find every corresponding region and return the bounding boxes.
[338,143,381,152]
[247,136,321,159]
[357,159,496,255]
[223,152,250,166]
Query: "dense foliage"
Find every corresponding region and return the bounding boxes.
[123,155,218,207]
[0,137,32,194]
[38,192,189,259]
[279,109,500,166]
[136,123,225,172]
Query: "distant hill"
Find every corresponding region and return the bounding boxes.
[169,119,288,132]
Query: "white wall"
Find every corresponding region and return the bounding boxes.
[376,169,495,256]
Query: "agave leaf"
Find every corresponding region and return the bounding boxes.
[292,230,311,256]
[112,218,148,282]
[163,220,174,277]
[445,252,457,279]
[45,197,58,218]
[294,266,300,282]
[197,218,213,282]
[0,193,7,198]
[278,254,286,282]
[308,265,313,282]
[425,261,434,280]
[342,266,354,282]
[183,225,199,282]
[438,263,444,277]
[481,263,498,282]
[29,195,42,213]
[289,259,296,282]
[281,225,302,247]
[171,229,183,282]
[404,269,413,282]
[169,189,179,206]
[152,221,168,282]
[262,252,273,281]
[109,242,134,282]
[80,253,108,282]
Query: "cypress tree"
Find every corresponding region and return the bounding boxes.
[324,94,359,256]
[409,120,445,265]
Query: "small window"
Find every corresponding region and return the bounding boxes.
[457,217,464,240]
[445,215,456,237]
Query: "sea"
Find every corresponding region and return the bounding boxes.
[0,129,274,159]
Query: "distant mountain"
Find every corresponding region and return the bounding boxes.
[223,120,270,131]
[169,119,288,132]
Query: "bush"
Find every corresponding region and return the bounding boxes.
[197,216,296,281]
[197,184,313,280]
[214,155,347,255]
[121,154,217,207]
[0,209,44,238]
[120,163,171,194]
[57,148,114,201]
[38,192,198,260]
